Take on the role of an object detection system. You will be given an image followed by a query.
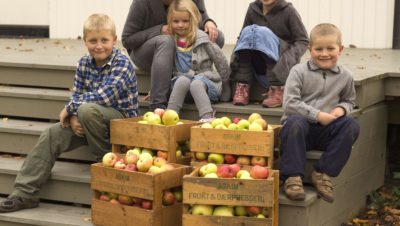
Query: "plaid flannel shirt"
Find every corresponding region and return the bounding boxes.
[66,48,139,118]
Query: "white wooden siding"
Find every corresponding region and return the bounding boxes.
[0,0,395,48]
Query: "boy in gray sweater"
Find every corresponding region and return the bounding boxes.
[280,23,359,203]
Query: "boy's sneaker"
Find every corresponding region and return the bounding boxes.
[0,196,39,213]
[199,118,214,123]
[311,171,334,203]
[283,176,306,201]
[233,82,250,106]
[262,86,284,108]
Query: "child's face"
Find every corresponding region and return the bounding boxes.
[84,30,117,66]
[261,0,277,6]
[309,35,344,70]
[170,11,190,38]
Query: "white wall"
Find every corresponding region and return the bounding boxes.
[0,0,395,48]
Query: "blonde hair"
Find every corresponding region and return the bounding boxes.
[83,13,116,39]
[167,0,201,45]
[310,23,342,46]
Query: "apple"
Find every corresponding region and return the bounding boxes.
[200,122,213,128]
[199,163,218,177]
[211,118,223,128]
[127,147,142,156]
[173,188,183,202]
[118,195,133,206]
[109,199,120,205]
[192,204,214,215]
[208,153,224,164]
[204,173,218,178]
[99,194,110,202]
[114,159,126,169]
[224,154,237,164]
[248,113,262,123]
[234,206,247,216]
[249,122,263,131]
[153,157,167,167]
[246,206,263,216]
[132,197,143,206]
[251,156,267,166]
[148,165,163,174]
[239,173,253,179]
[230,163,241,176]
[232,117,241,124]
[217,164,235,178]
[125,152,139,165]
[162,190,176,206]
[250,165,269,179]
[141,148,154,156]
[236,156,251,165]
[237,119,250,130]
[160,163,175,171]
[220,116,232,127]
[176,149,182,158]
[157,150,168,160]
[125,163,138,172]
[236,169,250,178]
[139,152,153,161]
[102,152,118,167]
[154,108,165,117]
[162,109,179,125]
[255,214,266,218]
[227,123,238,130]
[195,152,208,161]
[214,124,228,129]
[253,118,268,130]
[147,114,162,125]
[137,157,153,172]
[138,120,148,124]
[143,111,154,121]
[141,200,153,210]
[176,121,184,125]
[107,192,118,200]
[213,206,234,216]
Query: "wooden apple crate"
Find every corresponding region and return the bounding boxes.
[91,163,192,226]
[182,167,279,226]
[190,125,281,168]
[110,117,199,164]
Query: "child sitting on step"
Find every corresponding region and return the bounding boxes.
[230,0,308,108]
[166,0,230,122]
[280,23,360,203]
[0,13,138,213]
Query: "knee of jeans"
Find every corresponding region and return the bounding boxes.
[77,103,101,123]
[344,117,360,138]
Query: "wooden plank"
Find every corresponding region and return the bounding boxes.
[182,214,273,226]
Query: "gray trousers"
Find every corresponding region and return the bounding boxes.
[167,76,214,119]
[131,32,224,110]
[11,103,124,199]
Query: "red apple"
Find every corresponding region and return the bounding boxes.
[154,108,165,117]
[141,200,153,210]
[250,165,269,179]
[251,156,267,166]
[132,197,143,206]
[125,163,138,172]
[224,154,237,164]
[157,150,168,160]
[110,199,120,205]
[232,117,241,124]
[125,152,139,165]
[114,159,126,169]
[99,194,110,202]
[236,156,251,165]
[162,190,176,206]
[216,164,235,178]
[229,163,241,176]
[246,206,263,216]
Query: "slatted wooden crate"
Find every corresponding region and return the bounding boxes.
[190,125,280,168]
[182,167,279,226]
[91,163,192,226]
[110,117,199,164]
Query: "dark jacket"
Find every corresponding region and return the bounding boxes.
[235,0,309,84]
[121,0,213,51]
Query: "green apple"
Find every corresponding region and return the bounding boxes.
[137,157,153,172]
[199,163,217,177]
[255,214,266,218]
[143,111,154,121]
[253,118,268,130]
[214,124,228,129]
[148,165,163,174]
[195,152,208,161]
[147,114,162,125]
[204,172,218,178]
[227,123,238,130]
[192,204,214,215]
[249,122,263,131]
[162,109,179,125]
[234,206,247,216]
[141,148,154,156]
[237,119,250,130]
[220,116,232,127]
[200,122,213,129]
[208,153,224,164]
[211,118,224,128]
[139,152,153,161]
[138,120,148,124]
[128,147,142,156]
[239,173,253,180]
[213,206,234,216]
[236,169,250,178]
[248,113,262,123]
[173,189,183,202]
[176,149,182,158]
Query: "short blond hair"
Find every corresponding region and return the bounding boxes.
[167,0,201,45]
[83,13,116,39]
[310,23,342,46]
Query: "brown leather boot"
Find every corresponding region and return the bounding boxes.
[233,82,250,106]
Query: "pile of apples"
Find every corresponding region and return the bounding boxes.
[194,152,268,166]
[102,148,176,174]
[162,187,183,206]
[200,113,271,131]
[189,204,269,218]
[199,163,270,180]
[96,190,153,209]
[139,108,181,126]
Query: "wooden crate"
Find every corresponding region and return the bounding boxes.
[190,126,279,167]
[91,163,192,226]
[182,167,279,226]
[110,117,199,163]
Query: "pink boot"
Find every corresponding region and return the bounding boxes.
[233,82,250,106]
[262,86,284,108]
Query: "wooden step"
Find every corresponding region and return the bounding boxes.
[0,197,91,226]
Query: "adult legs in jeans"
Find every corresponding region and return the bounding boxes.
[10,103,124,200]
[131,35,175,110]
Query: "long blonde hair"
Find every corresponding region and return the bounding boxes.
[167,0,201,45]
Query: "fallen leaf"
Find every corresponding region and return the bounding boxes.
[349,44,357,48]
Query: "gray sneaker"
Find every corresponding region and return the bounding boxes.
[0,196,39,213]
[311,171,334,203]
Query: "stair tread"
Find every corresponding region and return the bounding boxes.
[0,197,92,226]
[0,156,90,183]
[0,118,53,135]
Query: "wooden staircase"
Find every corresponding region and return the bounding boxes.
[0,38,396,226]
